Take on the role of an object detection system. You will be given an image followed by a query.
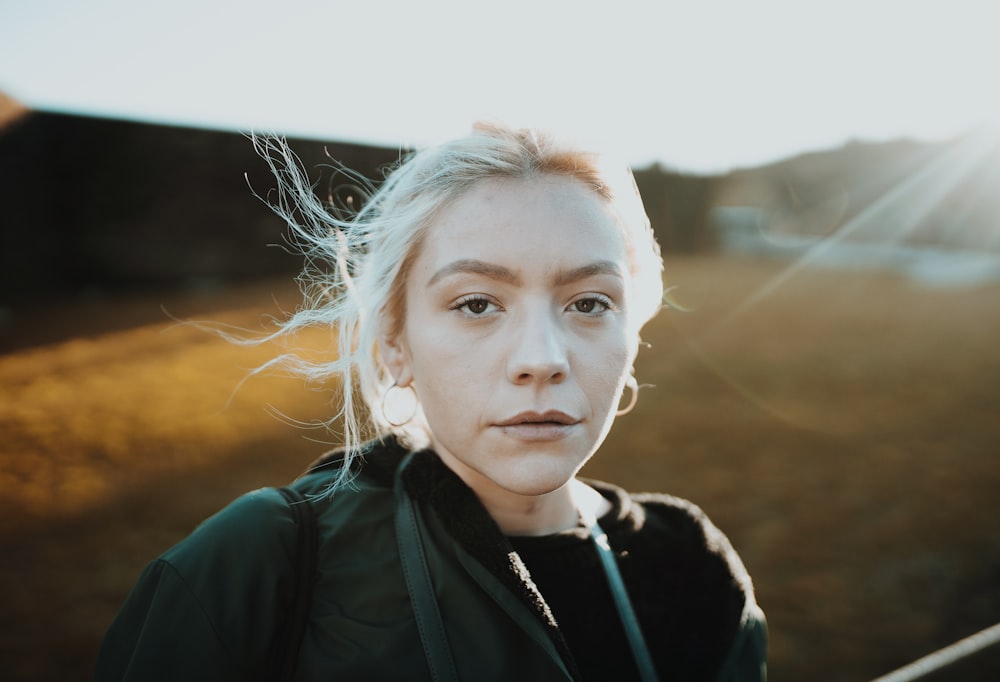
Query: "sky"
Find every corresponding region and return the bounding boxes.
[0,0,998,172]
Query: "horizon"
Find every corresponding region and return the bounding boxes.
[3,95,973,176]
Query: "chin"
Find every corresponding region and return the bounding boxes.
[490,457,585,497]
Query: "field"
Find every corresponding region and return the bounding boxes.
[1,254,998,680]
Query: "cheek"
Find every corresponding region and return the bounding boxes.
[587,335,635,399]
[406,331,488,417]
[592,360,629,403]
[406,323,464,379]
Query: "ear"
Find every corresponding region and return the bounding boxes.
[379,326,414,388]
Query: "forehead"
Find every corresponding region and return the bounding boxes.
[414,175,629,276]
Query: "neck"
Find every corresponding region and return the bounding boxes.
[449,469,611,536]
[497,481,612,536]
[429,445,612,536]
[482,484,579,537]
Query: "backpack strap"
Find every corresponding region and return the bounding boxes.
[394,452,460,682]
[272,486,318,682]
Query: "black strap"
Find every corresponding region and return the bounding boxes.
[394,453,460,682]
[582,512,659,682]
[273,486,318,682]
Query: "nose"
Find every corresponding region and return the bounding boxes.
[506,307,569,385]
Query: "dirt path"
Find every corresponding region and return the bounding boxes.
[2,257,999,680]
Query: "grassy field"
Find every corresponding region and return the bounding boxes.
[1,254,998,680]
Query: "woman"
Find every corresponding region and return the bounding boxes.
[95,124,767,681]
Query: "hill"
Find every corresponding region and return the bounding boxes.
[715,132,1000,252]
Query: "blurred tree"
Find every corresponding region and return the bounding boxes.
[633,164,720,253]
[0,112,400,303]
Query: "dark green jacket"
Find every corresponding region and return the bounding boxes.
[96,443,766,680]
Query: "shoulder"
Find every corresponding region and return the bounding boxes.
[591,482,766,678]
[635,491,766,679]
[630,490,755,595]
[594,484,752,586]
[161,487,299,577]
[640,491,759,623]
[96,488,305,679]
[163,450,396,582]
[591,481,752,586]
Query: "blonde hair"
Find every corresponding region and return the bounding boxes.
[253,124,664,494]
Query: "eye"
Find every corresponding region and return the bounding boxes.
[466,298,490,314]
[570,295,614,315]
[451,295,501,316]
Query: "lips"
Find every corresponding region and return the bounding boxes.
[494,410,580,442]
[495,410,579,427]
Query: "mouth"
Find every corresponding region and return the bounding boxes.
[493,411,581,441]
[495,410,580,427]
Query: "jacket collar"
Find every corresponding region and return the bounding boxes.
[312,438,643,679]
[359,439,642,678]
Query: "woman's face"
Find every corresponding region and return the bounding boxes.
[382,175,638,498]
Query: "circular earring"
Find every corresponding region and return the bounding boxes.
[616,375,639,416]
[380,382,418,427]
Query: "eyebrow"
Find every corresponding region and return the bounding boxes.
[553,261,625,286]
[427,259,624,287]
[427,259,520,286]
